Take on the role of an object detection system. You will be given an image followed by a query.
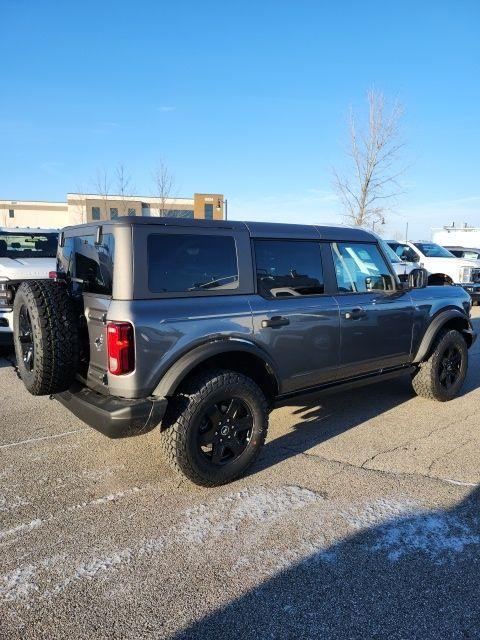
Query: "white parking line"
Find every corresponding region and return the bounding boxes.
[0,429,88,450]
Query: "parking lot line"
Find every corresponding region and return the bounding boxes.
[0,428,88,450]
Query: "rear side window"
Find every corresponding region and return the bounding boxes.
[332,242,395,293]
[59,234,115,296]
[254,239,324,298]
[147,234,239,293]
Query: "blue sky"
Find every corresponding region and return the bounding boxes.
[1,0,479,239]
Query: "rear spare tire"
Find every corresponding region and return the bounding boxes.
[13,280,79,396]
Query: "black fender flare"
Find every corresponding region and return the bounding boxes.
[152,338,281,398]
[413,309,474,363]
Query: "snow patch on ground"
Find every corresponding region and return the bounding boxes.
[180,485,323,544]
[0,519,42,541]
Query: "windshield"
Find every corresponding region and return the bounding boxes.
[0,233,58,259]
[413,242,455,258]
[381,241,402,263]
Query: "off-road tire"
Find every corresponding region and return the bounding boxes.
[160,369,269,486]
[411,329,468,401]
[13,280,79,396]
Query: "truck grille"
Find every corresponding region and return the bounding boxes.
[0,284,12,308]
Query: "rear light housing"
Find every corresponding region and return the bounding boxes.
[107,322,135,375]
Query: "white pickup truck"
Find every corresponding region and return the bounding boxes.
[0,228,57,348]
[387,240,480,303]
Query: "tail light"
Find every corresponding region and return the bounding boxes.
[107,322,135,375]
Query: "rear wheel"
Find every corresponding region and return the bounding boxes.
[13,280,79,396]
[411,329,468,401]
[160,369,269,486]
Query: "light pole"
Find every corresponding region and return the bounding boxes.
[372,215,385,233]
[216,198,228,220]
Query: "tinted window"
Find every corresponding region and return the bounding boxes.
[148,234,238,293]
[413,243,454,258]
[254,240,324,298]
[59,234,115,296]
[332,242,395,292]
[0,232,57,258]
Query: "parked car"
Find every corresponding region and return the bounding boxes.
[0,228,58,348]
[444,246,480,261]
[387,240,480,303]
[379,239,423,283]
[12,218,476,486]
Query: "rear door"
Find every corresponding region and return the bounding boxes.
[250,238,340,394]
[330,241,414,378]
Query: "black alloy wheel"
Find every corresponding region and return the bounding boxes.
[18,305,35,371]
[438,344,462,390]
[197,397,253,465]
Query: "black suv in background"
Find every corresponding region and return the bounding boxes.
[12,218,476,486]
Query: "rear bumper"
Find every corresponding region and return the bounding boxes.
[55,383,168,438]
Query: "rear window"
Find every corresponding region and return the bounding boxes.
[0,232,57,258]
[59,234,115,296]
[147,234,239,293]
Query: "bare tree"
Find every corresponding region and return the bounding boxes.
[115,164,135,216]
[152,160,175,217]
[94,169,111,218]
[333,89,406,229]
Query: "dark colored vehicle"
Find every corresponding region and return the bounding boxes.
[12,218,476,486]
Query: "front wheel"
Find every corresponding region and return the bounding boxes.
[160,369,269,486]
[411,329,468,401]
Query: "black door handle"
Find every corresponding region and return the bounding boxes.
[261,316,290,328]
[343,307,366,320]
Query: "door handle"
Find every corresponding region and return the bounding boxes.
[261,316,290,329]
[343,307,366,320]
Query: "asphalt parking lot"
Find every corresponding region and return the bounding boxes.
[1,310,480,640]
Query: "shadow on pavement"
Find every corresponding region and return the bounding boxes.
[172,486,480,639]
[250,314,480,477]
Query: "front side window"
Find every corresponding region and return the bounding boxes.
[332,242,395,293]
[413,242,455,258]
[91,206,100,220]
[254,239,324,298]
[59,234,115,296]
[110,208,118,220]
[0,232,57,258]
[148,233,238,293]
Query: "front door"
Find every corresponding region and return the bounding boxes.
[331,241,414,378]
[250,239,340,394]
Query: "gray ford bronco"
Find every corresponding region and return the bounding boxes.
[12,217,476,486]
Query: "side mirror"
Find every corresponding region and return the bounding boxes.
[408,268,428,289]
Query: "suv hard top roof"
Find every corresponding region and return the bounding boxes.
[63,216,376,242]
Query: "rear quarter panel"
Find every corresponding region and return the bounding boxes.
[106,296,254,398]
